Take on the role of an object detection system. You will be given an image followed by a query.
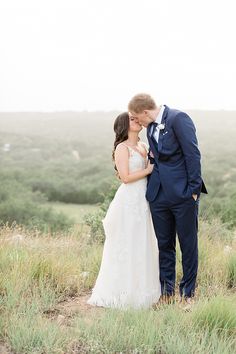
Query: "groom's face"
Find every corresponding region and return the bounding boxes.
[129,110,150,128]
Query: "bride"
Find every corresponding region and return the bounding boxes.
[87,112,161,309]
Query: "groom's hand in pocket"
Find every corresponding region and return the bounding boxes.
[192,194,198,201]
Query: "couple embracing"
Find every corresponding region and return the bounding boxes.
[87,93,207,309]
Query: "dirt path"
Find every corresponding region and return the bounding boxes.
[0,342,13,354]
[44,292,103,327]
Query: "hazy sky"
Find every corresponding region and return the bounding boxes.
[0,0,235,111]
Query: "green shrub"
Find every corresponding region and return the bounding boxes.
[0,179,73,233]
[84,182,119,243]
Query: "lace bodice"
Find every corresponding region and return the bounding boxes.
[121,144,147,173]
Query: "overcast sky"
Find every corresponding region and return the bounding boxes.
[0,0,235,111]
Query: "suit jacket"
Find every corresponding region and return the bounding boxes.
[146,105,207,203]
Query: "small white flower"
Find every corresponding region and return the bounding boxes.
[158,123,165,130]
[81,271,89,278]
[224,245,232,254]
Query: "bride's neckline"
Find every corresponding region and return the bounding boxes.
[121,142,146,159]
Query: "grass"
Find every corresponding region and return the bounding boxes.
[0,219,235,353]
[73,303,236,353]
[7,311,71,354]
[227,253,236,288]
[193,296,236,333]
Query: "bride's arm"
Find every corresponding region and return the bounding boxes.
[114,144,153,184]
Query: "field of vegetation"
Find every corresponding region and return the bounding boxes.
[0,110,235,353]
[0,219,235,353]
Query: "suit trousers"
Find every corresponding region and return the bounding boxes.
[149,186,199,298]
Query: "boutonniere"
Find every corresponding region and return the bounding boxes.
[157,123,165,130]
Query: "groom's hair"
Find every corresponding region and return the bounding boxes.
[128,93,157,113]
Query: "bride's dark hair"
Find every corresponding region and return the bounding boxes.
[112,112,140,175]
[112,112,130,174]
[112,112,130,160]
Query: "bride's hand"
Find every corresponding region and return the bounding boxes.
[146,161,154,174]
[149,150,154,158]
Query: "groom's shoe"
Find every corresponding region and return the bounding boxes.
[152,294,176,310]
[163,295,175,305]
[179,297,195,312]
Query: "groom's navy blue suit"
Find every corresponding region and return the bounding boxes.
[146,105,207,298]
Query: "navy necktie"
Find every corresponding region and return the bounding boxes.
[150,122,159,151]
[150,122,158,138]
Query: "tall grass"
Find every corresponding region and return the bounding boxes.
[193,296,236,333]
[227,253,236,289]
[73,302,236,353]
[6,307,71,354]
[0,219,235,353]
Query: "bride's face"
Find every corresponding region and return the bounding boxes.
[129,116,143,132]
[129,110,151,128]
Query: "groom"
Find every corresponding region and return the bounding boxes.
[128,94,207,305]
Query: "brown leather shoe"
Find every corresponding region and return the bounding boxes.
[159,294,176,305]
[179,297,195,312]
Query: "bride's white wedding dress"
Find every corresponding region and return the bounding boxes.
[87,144,161,309]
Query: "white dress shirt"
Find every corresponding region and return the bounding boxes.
[151,105,165,143]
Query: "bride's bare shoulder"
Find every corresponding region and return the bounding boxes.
[115,142,129,156]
